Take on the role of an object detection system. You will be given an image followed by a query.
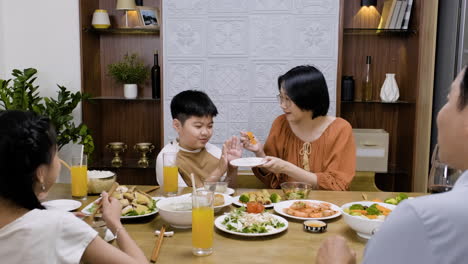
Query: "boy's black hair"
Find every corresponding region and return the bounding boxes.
[278,65,330,119]
[170,90,218,124]
[0,110,57,210]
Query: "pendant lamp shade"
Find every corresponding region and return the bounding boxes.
[116,0,136,10]
[361,0,377,6]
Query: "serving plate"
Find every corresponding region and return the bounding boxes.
[82,197,163,219]
[215,213,288,237]
[230,157,265,167]
[273,200,342,220]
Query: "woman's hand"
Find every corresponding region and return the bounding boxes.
[240,131,264,156]
[259,156,291,174]
[100,191,123,231]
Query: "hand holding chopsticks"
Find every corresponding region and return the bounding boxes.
[150,225,167,263]
[86,183,119,224]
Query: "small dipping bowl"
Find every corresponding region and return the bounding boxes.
[303,220,327,233]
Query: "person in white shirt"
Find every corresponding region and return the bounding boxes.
[316,67,468,264]
[0,110,149,264]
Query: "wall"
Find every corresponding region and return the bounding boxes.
[0,0,82,183]
[162,0,340,150]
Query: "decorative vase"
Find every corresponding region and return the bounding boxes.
[124,84,137,99]
[380,73,400,102]
[92,9,111,29]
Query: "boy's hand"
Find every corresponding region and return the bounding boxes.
[240,131,263,156]
[225,136,242,162]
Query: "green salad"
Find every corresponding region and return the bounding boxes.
[221,208,285,233]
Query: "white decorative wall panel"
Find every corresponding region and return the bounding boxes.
[163,0,340,149]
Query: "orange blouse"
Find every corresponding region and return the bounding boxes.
[253,115,356,191]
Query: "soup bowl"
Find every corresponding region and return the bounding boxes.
[157,196,193,229]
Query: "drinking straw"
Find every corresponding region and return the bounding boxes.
[80,145,84,166]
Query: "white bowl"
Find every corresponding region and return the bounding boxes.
[341,201,396,240]
[157,193,232,229]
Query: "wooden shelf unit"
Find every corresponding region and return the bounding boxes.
[79,0,162,185]
[337,0,438,191]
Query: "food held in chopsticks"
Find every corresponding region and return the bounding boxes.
[343,203,392,220]
[246,131,257,145]
[284,201,337,218]
[86,185,157,216]
[238,190,281,205]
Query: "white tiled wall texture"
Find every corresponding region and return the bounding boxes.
[163,0,340,149]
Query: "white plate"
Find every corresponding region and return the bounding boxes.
[81,197,163,219]
[196,187,235,196]
[273,200,342,220]
[231,195,275,209]
[42,199,82,212]
[215,213,288,237]
[230,157,265,167]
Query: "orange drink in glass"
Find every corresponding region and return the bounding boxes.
[163,152,178,196]
[192,190,214,256]
[71,155,88,200]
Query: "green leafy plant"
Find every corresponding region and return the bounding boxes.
[107,53,149,84]
[0,68,94,155]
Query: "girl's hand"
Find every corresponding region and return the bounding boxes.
[259,156,290,174]
[239,131,263,156]
[100,191,122,230]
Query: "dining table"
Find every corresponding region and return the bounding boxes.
[46,183,425,264]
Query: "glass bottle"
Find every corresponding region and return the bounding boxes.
[151,50,161,99]
[363,55,373,101]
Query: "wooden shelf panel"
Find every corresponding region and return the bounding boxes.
[90,96,160,101]
[84,27,160,35]
[344,28,417,36]
[89,158,155,169]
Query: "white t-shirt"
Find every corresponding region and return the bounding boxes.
[363,170,468,264]
[0,209,97,264]
[155,141,222,188]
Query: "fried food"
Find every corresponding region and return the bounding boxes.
[110,185,156,216]
[246,131,257,145]
[214,193,225,206]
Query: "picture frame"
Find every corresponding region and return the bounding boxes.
[137,6,159,27]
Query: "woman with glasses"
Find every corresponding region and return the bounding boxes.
[240,65,356,190]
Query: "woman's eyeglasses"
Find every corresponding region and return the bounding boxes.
[276,94,292,107]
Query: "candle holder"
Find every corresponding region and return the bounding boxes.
[106,142,127,168]
[134,142,155,168]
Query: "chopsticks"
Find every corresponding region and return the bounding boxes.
[89,182,119,221]
[145,186,160,194]
[150,225,166,263]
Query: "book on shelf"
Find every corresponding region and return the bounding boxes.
[401,0,414,29]
[378,0,393,30]
[384,0,398,28]
[388,0,402,29]
[395,0,408,29]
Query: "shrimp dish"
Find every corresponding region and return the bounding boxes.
[283,201,337,218]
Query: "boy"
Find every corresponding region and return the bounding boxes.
[155,90,242,188]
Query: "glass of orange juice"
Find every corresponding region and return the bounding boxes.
[163,152,178,196]
[71,155,88,200]
[192,190,214,256]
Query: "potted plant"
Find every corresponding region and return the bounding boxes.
[107,53,149,99]
[0,68,94,155]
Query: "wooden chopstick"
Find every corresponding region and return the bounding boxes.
[90,182,119,220]
[145,186,160,194]
[150,225,166,263]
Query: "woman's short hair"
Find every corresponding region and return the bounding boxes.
[278,65,330,119]
[459,66,468,110]
[0,110,57,210]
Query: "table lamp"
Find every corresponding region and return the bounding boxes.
[116,0,136,28]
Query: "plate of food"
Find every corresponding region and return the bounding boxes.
[42,199,82,212]
[232,190,282,209]
[179,192,233,212]
[82,185,162,219]
[230,157,265,167]
[215,207,288,237]
[273,200,341,221]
